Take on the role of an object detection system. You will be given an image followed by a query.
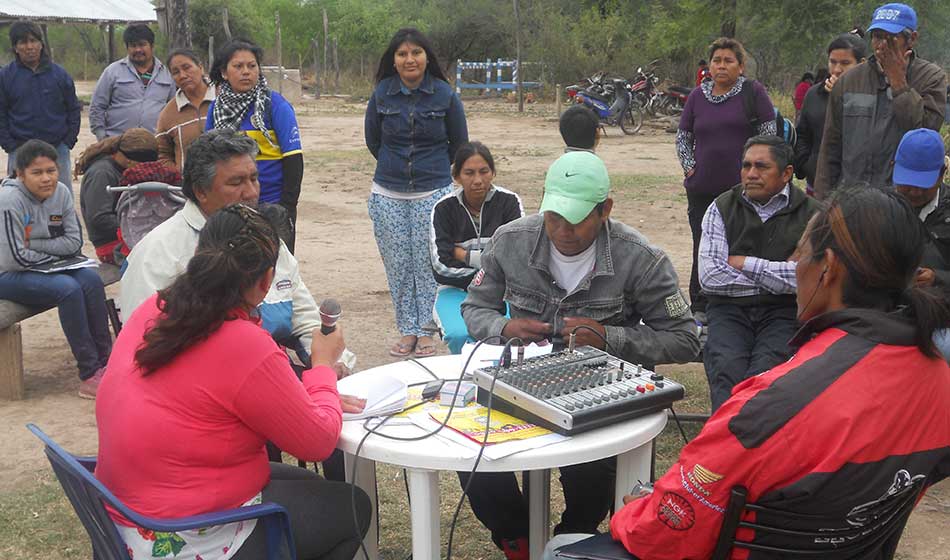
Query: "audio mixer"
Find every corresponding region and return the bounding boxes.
[471,345,684,435]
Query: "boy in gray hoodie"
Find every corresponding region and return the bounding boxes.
[0,140,112,398]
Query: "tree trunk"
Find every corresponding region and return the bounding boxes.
[166,0,192,49]
[222,7,232,40]
[322,9,329,85]
[333,39,340,92]
[275,12,283,95]
[107,24,115,62]
[311,38,320,98]
[720,0,737,38]
[513,0,524,112]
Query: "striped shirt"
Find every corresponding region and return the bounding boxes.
[206,91,302,204]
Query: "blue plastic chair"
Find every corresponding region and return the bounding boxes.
[27,423,296,560]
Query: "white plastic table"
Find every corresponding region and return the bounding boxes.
[337,355,667,560]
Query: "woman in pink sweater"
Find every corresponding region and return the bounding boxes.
[96,204,370,560]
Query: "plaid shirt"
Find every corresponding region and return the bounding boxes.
[698,184,797,297]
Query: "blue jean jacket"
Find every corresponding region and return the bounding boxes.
[364,74,468,193]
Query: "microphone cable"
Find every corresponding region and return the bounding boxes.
[348,336,506,560]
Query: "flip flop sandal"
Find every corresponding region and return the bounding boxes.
[389,340,415,357]
[414,341,437,357]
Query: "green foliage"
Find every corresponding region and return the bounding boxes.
[190,0,266,62]
[25,0,950,98]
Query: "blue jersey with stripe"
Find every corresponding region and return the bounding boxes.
[206,91,302,204]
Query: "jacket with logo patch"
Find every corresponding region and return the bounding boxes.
[461,213,699,366]
[610,308,950,559]
[429,184,524,289]
[0,177,81,272]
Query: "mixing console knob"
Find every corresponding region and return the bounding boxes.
[651,373,664,381]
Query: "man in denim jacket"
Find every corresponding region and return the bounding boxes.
[459,152,699,559]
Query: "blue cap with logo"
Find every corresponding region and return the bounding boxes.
[867,3,917,34]
[893,128,945,189]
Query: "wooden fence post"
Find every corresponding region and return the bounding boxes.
[311,37,320,98]
[333,39,340,92]
[275,12,283,95]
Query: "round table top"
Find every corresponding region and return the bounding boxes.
[336,355,668,472]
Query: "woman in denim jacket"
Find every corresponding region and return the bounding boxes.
[365,28,469,357]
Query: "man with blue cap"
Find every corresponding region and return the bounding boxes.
[893,128,950,360]
[815,2,946,199]
[458,151,700,559]
[894,129,950,288]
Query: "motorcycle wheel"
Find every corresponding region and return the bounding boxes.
[620,106,643,135]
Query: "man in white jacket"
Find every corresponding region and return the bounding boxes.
[119,130,354,372]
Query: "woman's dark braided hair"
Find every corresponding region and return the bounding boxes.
[135,204,280,374]
[806,186,950,357]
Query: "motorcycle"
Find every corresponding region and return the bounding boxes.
[566,75,643,135]
[654,85,691,116]
[629,63,661,115]
[629,60,691,116]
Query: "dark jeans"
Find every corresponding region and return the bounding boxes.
[703,302,799,412]
[686,190,720,314]
[458,458,616,548]
[0,268,111,379]
[232,463,372,560]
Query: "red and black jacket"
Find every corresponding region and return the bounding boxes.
[611,308,950,559]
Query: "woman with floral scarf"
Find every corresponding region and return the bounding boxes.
[205,39,304,252]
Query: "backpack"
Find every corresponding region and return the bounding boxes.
[741,80,796,147]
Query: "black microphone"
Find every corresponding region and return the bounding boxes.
[319,298,342,335]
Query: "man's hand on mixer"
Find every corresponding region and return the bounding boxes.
[502,318,553,343]
[561,317,607,350]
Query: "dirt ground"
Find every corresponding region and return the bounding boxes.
[1,92,947,558]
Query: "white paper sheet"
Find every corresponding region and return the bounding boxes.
[337,373,407,421]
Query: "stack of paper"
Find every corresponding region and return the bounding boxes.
[337,373,408,421]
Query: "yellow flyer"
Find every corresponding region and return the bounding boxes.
[429,407,552,444]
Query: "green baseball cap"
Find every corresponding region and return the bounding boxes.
[540,151,610,225]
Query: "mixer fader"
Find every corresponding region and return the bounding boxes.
[472,345,684,434]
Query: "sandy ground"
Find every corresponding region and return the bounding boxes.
[0,92,947,557]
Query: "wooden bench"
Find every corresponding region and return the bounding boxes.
[0,264,121,400]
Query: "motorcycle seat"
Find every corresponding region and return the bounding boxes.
[580,89,612,103]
